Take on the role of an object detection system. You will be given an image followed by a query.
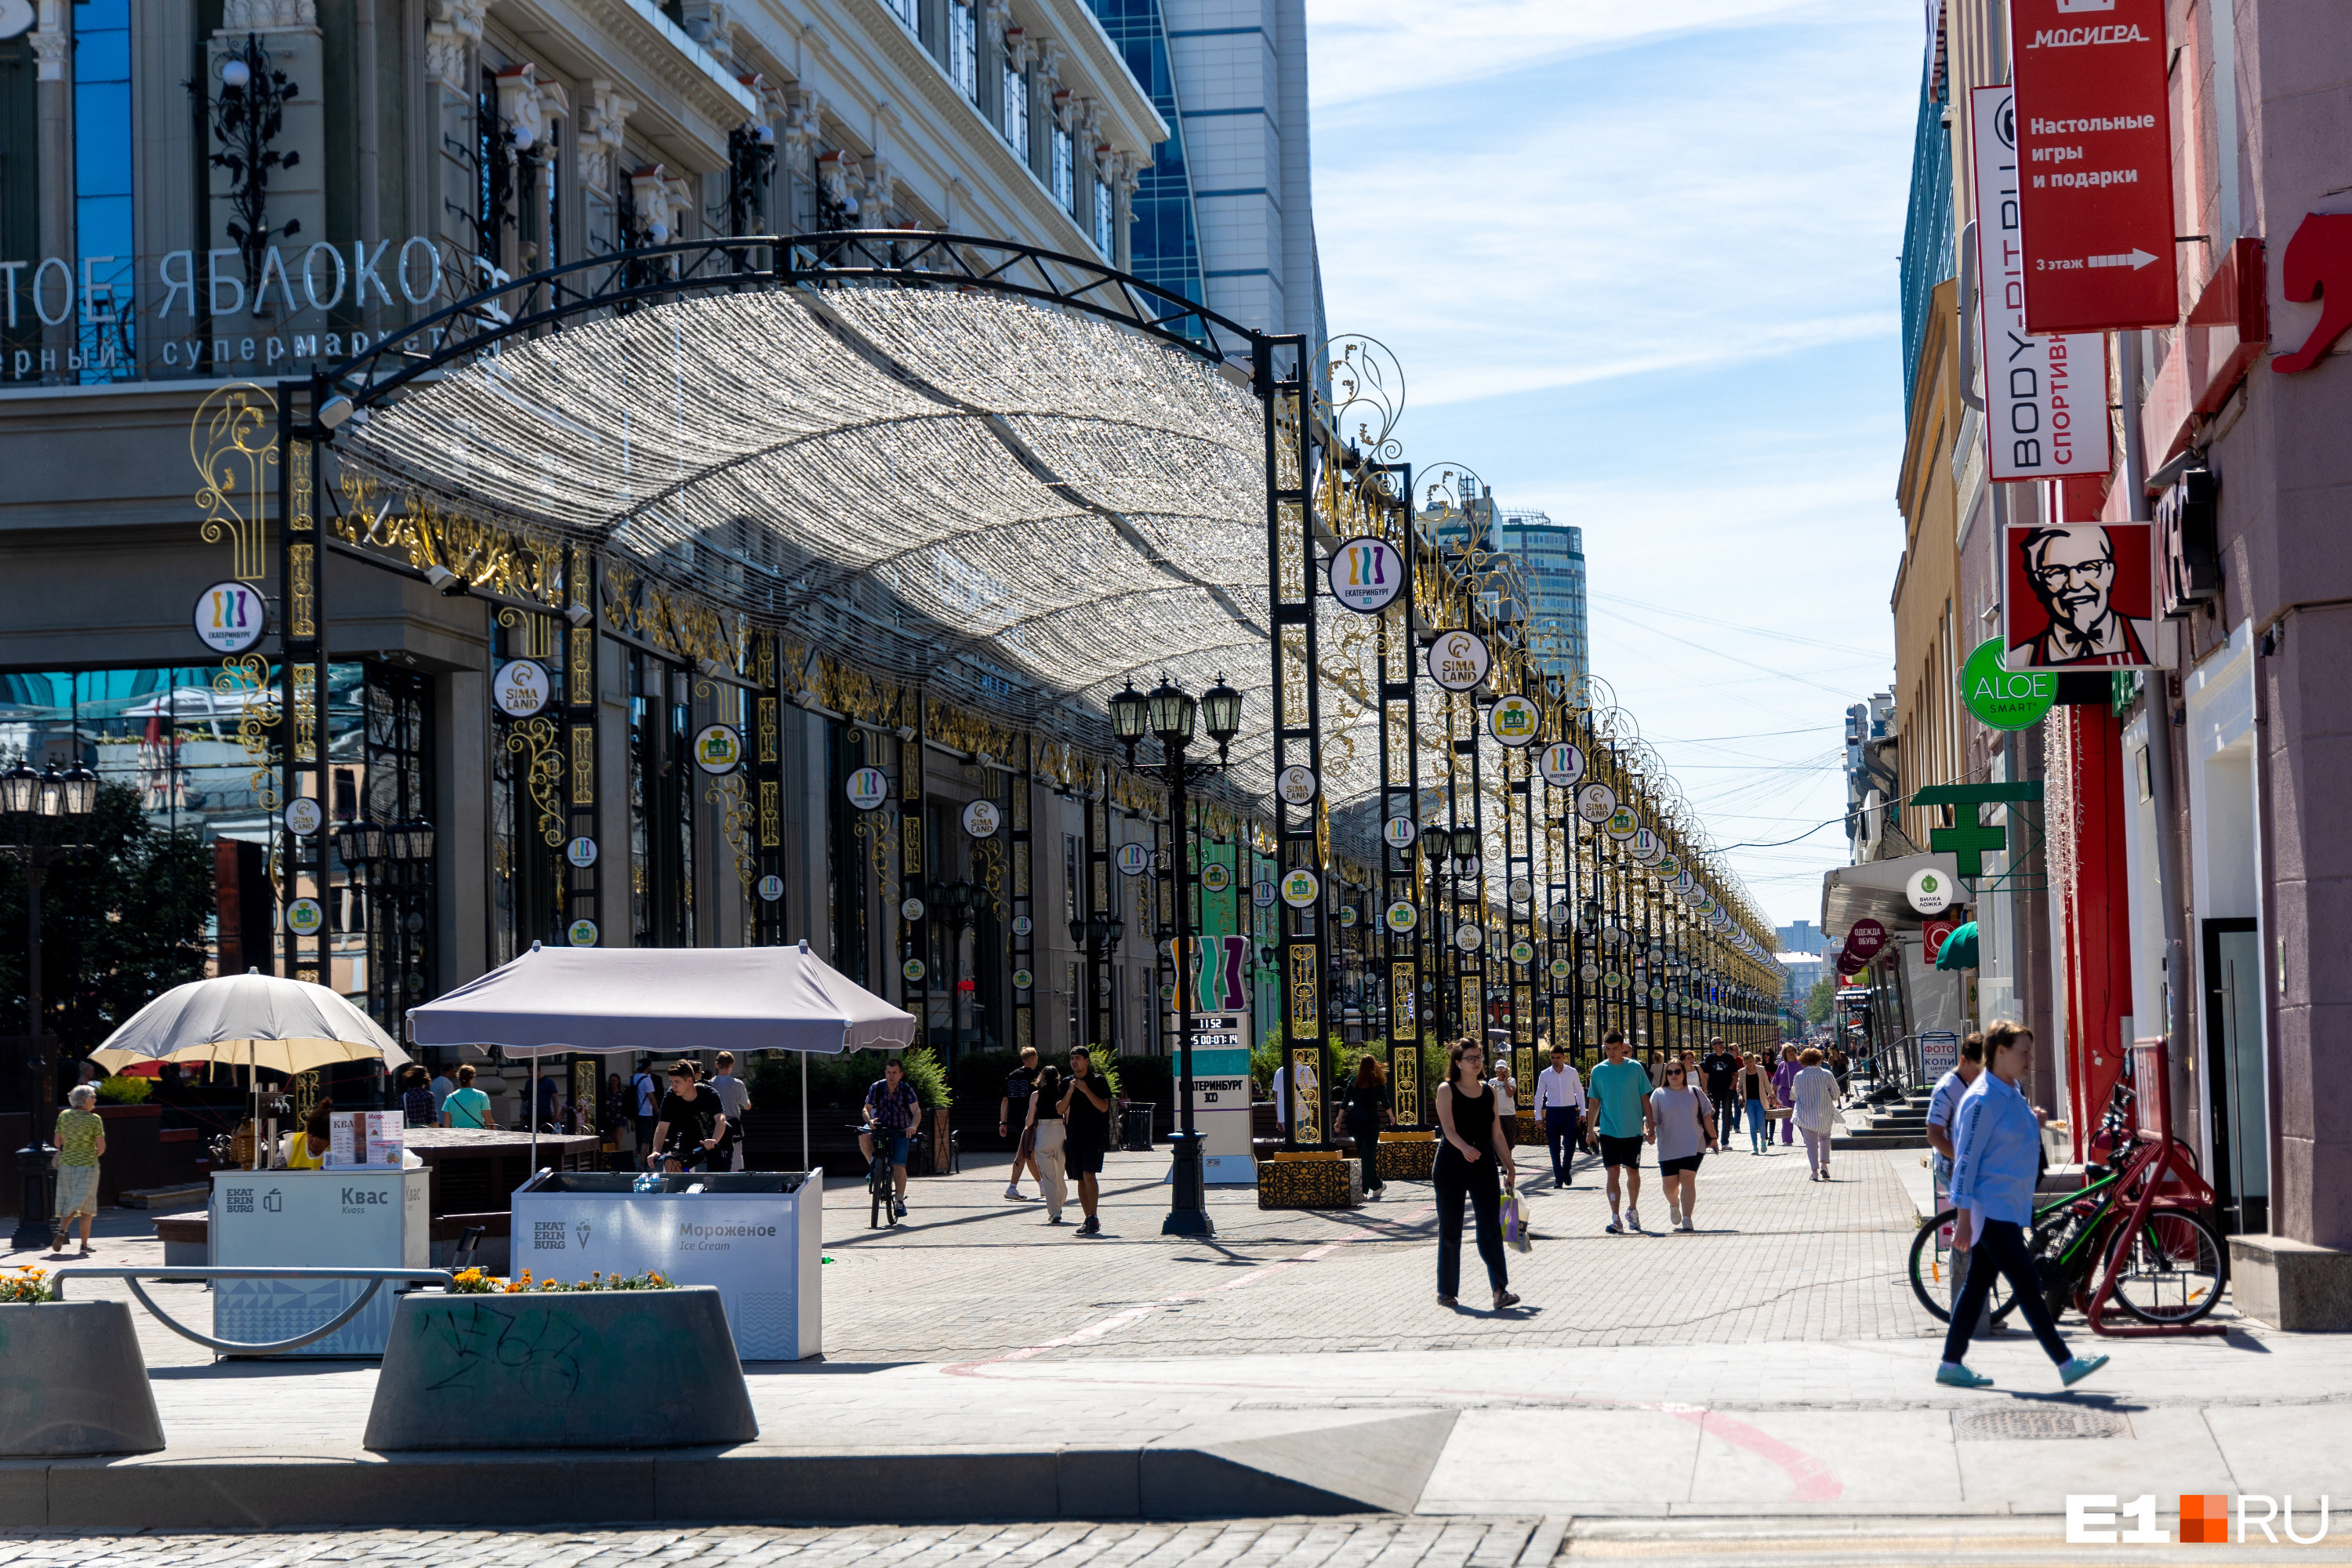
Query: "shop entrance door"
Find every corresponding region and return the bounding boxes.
[2201,917,2267,1234]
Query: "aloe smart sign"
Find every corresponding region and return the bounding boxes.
[1961,637,2057,730]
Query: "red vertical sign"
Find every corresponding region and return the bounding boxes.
[2010,0,2177,333]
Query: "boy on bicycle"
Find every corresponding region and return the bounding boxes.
[860,1057,920,1219]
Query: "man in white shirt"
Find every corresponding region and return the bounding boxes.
[1533,1043,1588,1189]
[709,1051,753,1171]
[1926,1031,1989,1327]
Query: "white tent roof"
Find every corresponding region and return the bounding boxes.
[407,942,916,1059]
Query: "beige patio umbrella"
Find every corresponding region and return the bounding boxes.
[93,969,409,1167]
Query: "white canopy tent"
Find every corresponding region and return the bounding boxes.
[407,940,916,1171]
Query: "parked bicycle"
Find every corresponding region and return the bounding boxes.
[1909,1077,2227,1328]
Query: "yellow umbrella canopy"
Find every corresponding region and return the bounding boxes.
[91,970,409,1076]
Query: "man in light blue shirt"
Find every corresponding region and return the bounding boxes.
[1940,1021,2106,1392]
[1587,1030,1653,1234]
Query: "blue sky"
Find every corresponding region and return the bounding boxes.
[1305,0,1923,931]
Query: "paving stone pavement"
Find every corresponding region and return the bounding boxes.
[815,1140,1961,1363]
[17,1142,1979,1371]
[0,1517,2322,1566]
[0,1520,1568,1568]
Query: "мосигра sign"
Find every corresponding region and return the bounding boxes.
[2009,0,2178,333]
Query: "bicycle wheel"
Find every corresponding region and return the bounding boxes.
[2111,1209,2228,1325]
[1908,1210,2016,1324]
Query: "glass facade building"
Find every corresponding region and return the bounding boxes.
[1084,0,1206,322]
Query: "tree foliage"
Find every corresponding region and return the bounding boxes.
[1804,977,1836,1025]
[0,782,213,1054]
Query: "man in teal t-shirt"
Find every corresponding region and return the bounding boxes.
[1586,1031,1653,1233]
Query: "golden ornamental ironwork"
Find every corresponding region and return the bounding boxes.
[568,724,594,807]
[704,771,757,889]
[192,383,276,583]
[503,717,565,847]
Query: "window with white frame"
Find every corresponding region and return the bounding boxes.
[1051,124,1074,212]
[951,2,977,100]
[882,0,917,33]
[1092,174,1112,256]
[1001,51,1029,158]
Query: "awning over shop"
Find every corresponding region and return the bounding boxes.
[407,941,915,1058]
[1819,852,1959,941]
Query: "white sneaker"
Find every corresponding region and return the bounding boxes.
[1626,1208,1642,1232]
[1666,1203,1682,1227]
[1605,1216,1624,1235]
[1004,1185,1023,1200]
[1678,1217,1694,1232]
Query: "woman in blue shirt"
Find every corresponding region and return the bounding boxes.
[1940,1020,2108,1390]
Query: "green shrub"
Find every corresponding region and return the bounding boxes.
[744,1047,953,1111]
[96,1074,154,1104]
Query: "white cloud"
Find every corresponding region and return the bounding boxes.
[1305,0,1838,108]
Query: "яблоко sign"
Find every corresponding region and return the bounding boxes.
[2010,0,2177,332]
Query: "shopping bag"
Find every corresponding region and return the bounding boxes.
[1499,1186,1534,1254]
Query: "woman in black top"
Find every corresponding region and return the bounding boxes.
[1060,1050,1113,1236]
[1434,1038,1519,1310]
[1737,1051,1777,1155]
[1339,1054,1393,1202]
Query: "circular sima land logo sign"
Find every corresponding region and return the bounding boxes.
[961,798,1002,839]
[1960,637,2057,731]
[1276,765,1319,805]
[1426,630,1491,692]
[1454,924,1483,952]
[1575,782,1617,825]
[902,896,927,922]
[283,797,324,837]
[1538,741,1584,788]
[494,659,552,717]
[1328,536,1404,614]
[844,767,888,811]
[1488,695,1540,748]
[194,581,267,655]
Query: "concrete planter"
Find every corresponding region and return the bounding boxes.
[364,1285,757,1451]
[0,1300,165,1456]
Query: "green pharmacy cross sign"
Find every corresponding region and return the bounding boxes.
[1914,781,2045,880]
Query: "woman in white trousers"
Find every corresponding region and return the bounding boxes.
[1789,1047,1841,1180]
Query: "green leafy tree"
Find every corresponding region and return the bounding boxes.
[0,782,213,1054]
[1804,977,1836,1025]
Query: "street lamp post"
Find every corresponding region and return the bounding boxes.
[5,760,99,1247]
[1111,673,1240,1238]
